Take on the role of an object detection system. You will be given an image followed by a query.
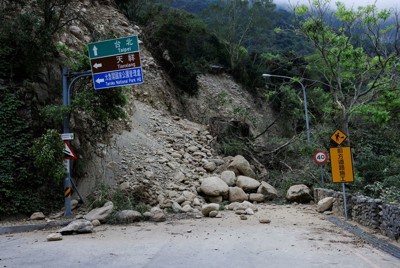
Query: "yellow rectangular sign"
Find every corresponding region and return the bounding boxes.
[329,147,354,183]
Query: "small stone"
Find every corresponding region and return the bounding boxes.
[92,219,101,226]
[240,215,248,220]
[259,219,271,224]
[47,233,63,241]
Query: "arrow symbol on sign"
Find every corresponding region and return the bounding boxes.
[96,78,105,84]
[93,45,98,57]
[93,63,102,69]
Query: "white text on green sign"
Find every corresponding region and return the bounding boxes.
[88,36,139,59]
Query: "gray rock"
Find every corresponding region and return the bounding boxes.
[220,170,236,186]
[201,203,220,217]
[249,193,265,203]
[229,187,248,202]
[236,176,260,192]
[47,233,63,241]
[59,219,93,235]
[84,201,114,223]
[116,210,142,223]
[286,184,313,203]
[257,181,279,200]
[317,197,334,213]
[228,155,256,178]
[203,161,217,172]
[30,212,45,220]
[200,176,229,197]
[208,196,223,203]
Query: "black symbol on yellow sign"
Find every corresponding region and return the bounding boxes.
[64,187,72,198]
[330,129,347,145]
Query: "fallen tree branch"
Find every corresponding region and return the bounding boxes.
[263,135,299,155]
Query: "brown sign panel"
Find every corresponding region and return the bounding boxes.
[90,52,141,74]
[329,147,354,183]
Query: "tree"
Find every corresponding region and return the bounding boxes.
[294,0,400,142]
[204,0,276,70]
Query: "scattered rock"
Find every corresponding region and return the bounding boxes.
[30,212,45,221]
[240,215,248,220]
[228,155,256,178]
[259,218,271,224]
[116,210,142,223]
[59,219,93,235]
[220,170,236,186]
[286,184,313,203]
[200,176,229,197]
[317,197,334,213]
[257,182,279,201]
[47,233,63,241]
[201,203,220,217]
[84,201,114,223]
[228,187,248,202]
[236,176,260,192]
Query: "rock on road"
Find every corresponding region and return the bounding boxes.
[1,204,399,268]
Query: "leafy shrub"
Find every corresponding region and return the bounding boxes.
[30,129,65,182]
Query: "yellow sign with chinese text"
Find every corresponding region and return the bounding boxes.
[329,147,354,183]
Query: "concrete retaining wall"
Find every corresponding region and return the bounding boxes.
[314,188,400,240]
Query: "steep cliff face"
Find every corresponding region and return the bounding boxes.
[45,0,274,198]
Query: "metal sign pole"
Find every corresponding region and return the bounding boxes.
[342,182,348,220]
[62,67,73,216]
[62,67,92,216]
[320,166,325,188]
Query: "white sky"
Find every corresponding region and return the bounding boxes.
[274,0,400,10]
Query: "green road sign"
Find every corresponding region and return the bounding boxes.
[88,36,139,59]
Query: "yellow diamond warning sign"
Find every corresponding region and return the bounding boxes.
[331,129,347,145]
[329,147,354,183]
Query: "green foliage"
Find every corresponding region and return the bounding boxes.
[72,87,129,123]
[0,87,63,215]
[30,129,65,182]
[0,0,73,81]
[56,43,90,71]
[141,6,217,94]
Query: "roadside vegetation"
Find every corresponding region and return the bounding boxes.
[1,0,399,215]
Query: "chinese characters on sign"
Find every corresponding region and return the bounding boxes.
[88,36,143,90]
[329,147,354,183]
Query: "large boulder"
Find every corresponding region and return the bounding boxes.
[228,187,248,202]
[228,155,256,178]
[59,219,93,235]
[220,170,236,186]
[84,201,114,223]
[286,184,313,203]
[257,181,279,201]
[317,197,334,212]
[200,176,229,197]
[236,176,260,192]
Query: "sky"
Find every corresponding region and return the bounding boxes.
[273,0,400,10]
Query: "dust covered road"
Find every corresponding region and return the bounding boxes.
[1,204,399,268]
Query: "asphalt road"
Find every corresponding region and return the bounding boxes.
[1,205,399,268]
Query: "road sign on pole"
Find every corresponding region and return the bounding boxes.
[331,129,347,145]
[313,150,328,165]
[88,36,144,90]
[329,146,354,183]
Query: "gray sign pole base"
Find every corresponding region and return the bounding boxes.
[342,182,348,220]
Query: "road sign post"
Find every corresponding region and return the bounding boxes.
[88,36,144,90]
[329,146,354,220]
[313,150,328,187]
